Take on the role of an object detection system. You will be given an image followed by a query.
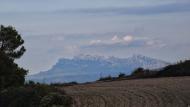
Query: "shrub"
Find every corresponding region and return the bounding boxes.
[118,73,126,78]
[0,85,51,107]
[0,85,73,107]
[40,92,73,107]
[98,75,115,81]
[131,68,145,76]
[51,81,78,87]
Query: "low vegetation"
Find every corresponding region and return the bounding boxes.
[0,83,73,107]
[51,81,78,87]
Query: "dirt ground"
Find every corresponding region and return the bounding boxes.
[63,77,190,107]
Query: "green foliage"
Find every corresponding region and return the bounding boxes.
[0,25,26,59]
[51,81,78,87]
[131,60,190,78]
[118,73,126,78]
[40,92,73,107]
[131,68,145,76]
[0,84,73,107]
[0,85,49,107]
[0,25,73,107]
[0,46,27,90]
[98,75,116,81]
[157,60,190,77]
[0,25,27,90]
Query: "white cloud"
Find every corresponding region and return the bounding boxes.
[89,40,102,45]
[146,40,166,48]
[87,34,166,49]
[123,35,133,42]
[111,35,120,41]
[89,35,135,45]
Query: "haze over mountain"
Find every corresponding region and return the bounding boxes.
[27,54,169,83]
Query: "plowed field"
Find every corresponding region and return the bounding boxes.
[64,77,190,107]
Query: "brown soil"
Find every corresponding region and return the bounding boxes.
[63,77,190,107]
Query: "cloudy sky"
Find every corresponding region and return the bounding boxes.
[1,0,190,74]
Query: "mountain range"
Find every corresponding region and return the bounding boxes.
[27,54,170,83]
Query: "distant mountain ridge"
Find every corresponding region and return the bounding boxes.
[27,54,170,83]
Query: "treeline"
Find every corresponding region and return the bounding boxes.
[98,60,190,81]
[132,60,190,78]
[157,60,190,77]
[0,25,73,107]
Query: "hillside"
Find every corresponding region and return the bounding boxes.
[63,77,190,107]
[27,54,169,83]
[157,60,190,77]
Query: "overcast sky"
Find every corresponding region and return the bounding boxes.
[1,0,190,74]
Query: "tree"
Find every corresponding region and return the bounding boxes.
[0,25,27,89]
[118,73,126,78]
[131,67,145,76]
[0,25,26,59]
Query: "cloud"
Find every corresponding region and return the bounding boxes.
[123,35,133,42]
[111,35,120,41]
[146,40,166,48]
[89,35,134,45]
[53,2,190,16]
[89,40,102,45]
[111,35,133,43]
[51,36,65,41]
[85,35,165,50]
[2,2,190,16]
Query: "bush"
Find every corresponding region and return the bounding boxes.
[118,73,126,78]
[131,68,145,76]
[0,85,50,107]
[0,85,73,107]
[98,75,115,81]
[51,81,78,87]
[40,92,73,107]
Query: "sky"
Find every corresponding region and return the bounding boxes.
[1,0,190,74]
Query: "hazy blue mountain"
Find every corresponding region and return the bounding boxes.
[27,54,170,83]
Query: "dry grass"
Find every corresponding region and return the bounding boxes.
[63,77,190,107]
